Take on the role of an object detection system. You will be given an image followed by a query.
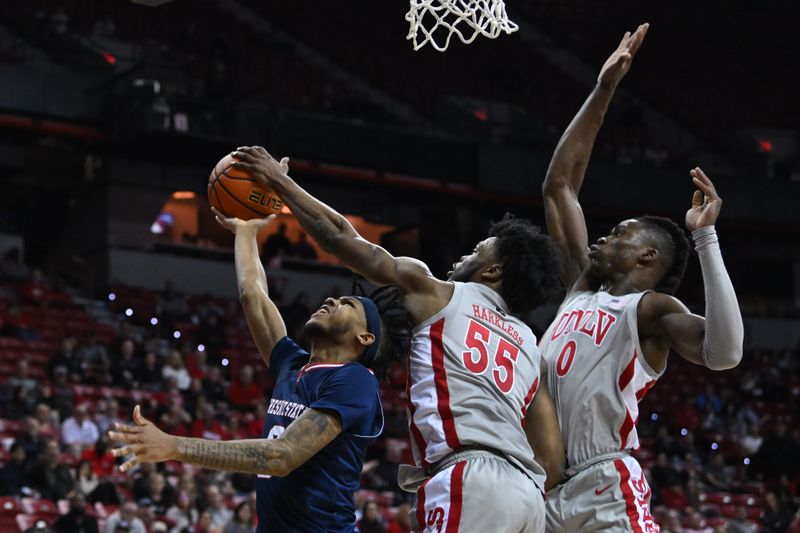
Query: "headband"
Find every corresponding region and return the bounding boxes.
[354,296,381,368]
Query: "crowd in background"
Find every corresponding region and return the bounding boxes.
[0,264,798,532]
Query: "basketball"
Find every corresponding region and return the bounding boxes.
[207,153,284,220]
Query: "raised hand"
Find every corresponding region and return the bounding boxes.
[231,146,290,190]
[685,167,723,231]
[598,23,649,87]
[211,206,276,234]
[108,405,178,473]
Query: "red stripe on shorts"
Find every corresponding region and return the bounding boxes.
[430,318,461,449]
[416,477,430,531]
[613,459,644,533]
[445,461,466,533]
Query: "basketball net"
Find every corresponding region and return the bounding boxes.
[406,0,518,52]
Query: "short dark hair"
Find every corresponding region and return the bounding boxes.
[638,215,690,295]
[367,285,412,381]
[489,214,562,314]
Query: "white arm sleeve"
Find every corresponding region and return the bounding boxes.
[693,225,744,370]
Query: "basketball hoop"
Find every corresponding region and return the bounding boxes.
[406,0,518,52]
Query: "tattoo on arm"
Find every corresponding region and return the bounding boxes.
[174,408,342,476]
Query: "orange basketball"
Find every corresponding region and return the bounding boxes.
[207,153,284,220]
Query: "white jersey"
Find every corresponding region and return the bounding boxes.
[406,282,546,490]
[539,290,664,467]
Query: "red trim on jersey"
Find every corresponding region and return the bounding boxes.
[618,351,637,391]
[619,410,635,449]
[635,379,657,401]
[614,459,644,533]
[406,356,430,468]
[520,376,540,428]
[430,318,461,449]
[416,477,430,531]
[445,461,466,533]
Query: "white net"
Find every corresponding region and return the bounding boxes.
[405,0,519,52]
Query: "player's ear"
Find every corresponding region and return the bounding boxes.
[480,263,503,282]
[639,247,659,264]
[357,331,375,347]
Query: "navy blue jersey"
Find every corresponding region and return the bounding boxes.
[255,337,383,532]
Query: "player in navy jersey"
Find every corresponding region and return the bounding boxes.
[109,211,410,533]
[227,146,566,532]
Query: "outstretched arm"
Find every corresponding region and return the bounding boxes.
[213,210,286,366]
[230,147,452,324]
[542,24,648,287]
[524,379,565,490]
[109,405,341,477]
[639,168,743,372]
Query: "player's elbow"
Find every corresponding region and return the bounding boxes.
[702,345,743,371]
[542,173,574,198]
[238,280,264,303]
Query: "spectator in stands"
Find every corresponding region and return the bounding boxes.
[15,416,46,466]
[112,339,140,389]
[204,485,232,531]
[26,439,74,500]
[386,504,411,533]
[195,510,218,533]
[49,366,76,421]
[291,231,318,260]
[190,404,227,440]
[696,384,722,414]
[740,423,763,456]
[0,442,26,495]
[79,332,110,384]
[261,223,292,261]
[1,305,38,340]
[20,268,51,308]
[186,348,208,380]
[7,359,40,417]
[700,403,723,433]
[789,508,800,533]
[223,501,255,533]
[92,400,119,437]
[136,472,174,516]
[757,422,796,480]
[166,490,198,532]
[138,351,162,390]
[227,365,260,411]
[75,459,100,498]
[62,404,100,450]
[158,280,188,330]
[727,506,758,533]
[53,490,98,533]
[81,436,116,478]
[762,490,793,532]
[49,335,82,382]
[202,366,227,405]
[357,501,385,533]
[34,403,58,439]
[162,350,191,391]
[104,502,147,533]
[703,454,733,491]
[683,509,713,533]
[651,452,683,489]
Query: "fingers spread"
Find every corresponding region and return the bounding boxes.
[119,457,140,473]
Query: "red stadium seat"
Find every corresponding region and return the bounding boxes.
[21,497,60,519]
